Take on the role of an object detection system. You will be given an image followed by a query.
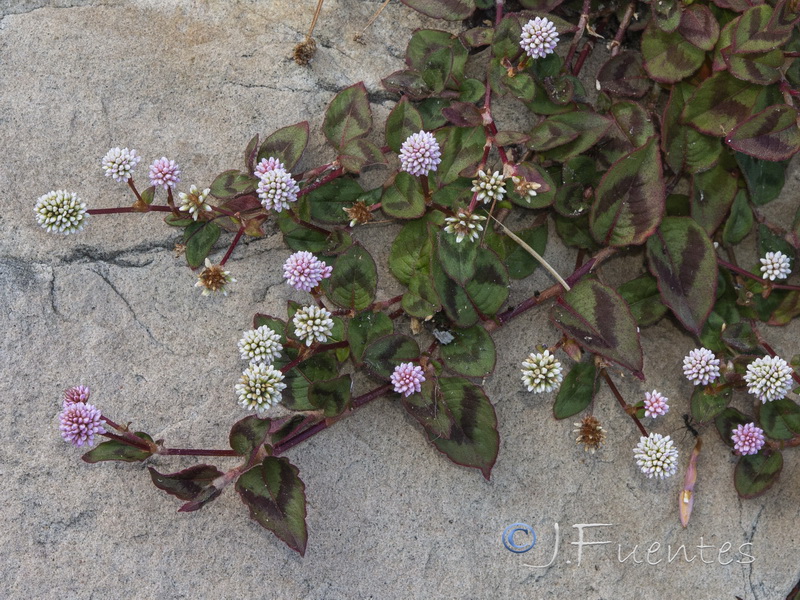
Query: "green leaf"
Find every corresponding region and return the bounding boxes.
[551,278,644,377]
[492,15,523,59]
[553,361,597,419]
[642,24,705,83]
[140,185,155,206]
[529,111,612,161]
[236,456,308,555]
[81,433,153,463]
[758,399,800,440]
[382,172,427,219]
[440,325,496,377]
[646,217,718,335]
[434,127,486,188]
[338,138,386,173]
[438,228,478,284]
[736,152,788,205]
[386,99,424,153]
[769,291,800,326]
[348,312,393,365]
[403,270,442,318]
[363,334,421,378]
[325,243,377,311]
[617,274,668,326]
[726,105,800,162]
[464,247,509,317]
[597,51,650,98]
[428,377,499,479]
[600,101,657,165]
[723,190,754,245]
[309,375,352,417]
[280,369,315,411]
[691,386,731,423]
[307,178,363,224]
[681,72,760,137]
[183,222,221,269]
[679,4,720,50]
[406,29,468,92]
[733,3,794,53]
[323,82,372,150]
[381,69,432,100]
[726,49,784,85]
[276,211,328,252]
[148,465,224,507]
[691,162,738,235]
[485,223,548,280]
[402,379,454,440]
[258,122,310,171]
[210,170,258,199]
[735,452,783,499]
[651,0,681,32]
[229,415,272,457]
[715,407,750,447]
[507,162,556,209]
[433,257,478,327]
[400,0,475,21]
[662,83,724,174]
[389,217,437,285]
[590,136,665,247]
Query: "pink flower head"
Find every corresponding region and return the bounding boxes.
[520,17,559,59]
[63,385,91,407]
[732,423,766,455]
[643,390,669,418]
[399,131,441,177]
[149,157,181,189]
[257,166,300,212]
[682,347,720,386]
[391,362,425,397]
[253,156,286,178]
[283,251,333,292]
[59,402,105,447]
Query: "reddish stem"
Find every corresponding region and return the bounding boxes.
[601,369,648,437]
[219,225,246,267]
[717,258,800,291]
[297,167,345,198]
[158,448,241,457]
[88,206,173,215]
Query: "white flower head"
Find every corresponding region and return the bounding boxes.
[521,349,563,393]
[235,363,286,414]
[293,305,335,346]
[760,251,792,281]
[399,130,441,177]
[238,325,283,364]
[101,147,141,182]
[682,347,720,386]
[443,208,486,243]
[35,190,88,234]
[178,185,213,220]
[643,390,669,418]
[471,170,507,204]
[257,166,300,212]
[511,175,541,203]
[744,355,794,403]
[520,17,559,59]
[634,433,679,479]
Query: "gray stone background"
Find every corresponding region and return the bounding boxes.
[2,1,799,598]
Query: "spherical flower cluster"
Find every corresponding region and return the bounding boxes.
[253,156,285,178]
[34,190,88,235]
[521,349,563,393]
[759,251,792,281]
[399,130,441,177]
[682,347,720,386]
[283,251,333,292]
[520,17,560,59]
[574,416,606,454]
[391,362,426,397]
[511,176,542,203]
[744,355,794,403]
[59,401,106,447]
[643,390,669,418]
[178,185,212,220]
[471,170,507,204]
[238,325,283,365]
[101,147,141,182]
[149,157,181,189]
[443,208,486,243]
[63,385,91,406]
[257,166,300,212]
[235,363,286,414]
[633,433,679,479]
[195,258,236,296]
[731,423,766,455]
[293,305,335,346]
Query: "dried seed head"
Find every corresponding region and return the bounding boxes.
[573,416,606,454]
[343,201,374,227]
[293,38,317,66]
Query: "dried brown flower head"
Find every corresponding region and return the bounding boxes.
[574,416,606,454]
[195,258,235,296]
[343,201,374,227]
[293,38,317,66]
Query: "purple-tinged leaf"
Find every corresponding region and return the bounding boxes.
[715,407,750,447]
[690,386,731,423]
[309,375,351,418]
[736,152,788,206]
[711,0,749,12]
[439,325,496,377]
[82,433,154,463]
[651,0,680,32]
[532,111,613,161]
[438,228,478,284]
[679,4,719,50]
[381,69,432,99]
[725,105,800,162]
[385,99,424,153]
[402,379,454,440]
[363,334,421,379]
[400,0,475,20]
[711,17,736,72]
[183,221,221,269]
[442,101,484,127]
[550,278,644,377]
[642,24,705,83]
[338,138,386,174]
[553,361,597,419]
[519,0,567,10]
[460,27,493,48]
[618,274,668,327]
[597,52,650,98]
[734,452,783,499]
[758,399,800,440]
[681,72,760,137]
[662,83,724,173]
[691,163,738,235]
[323,82,372,151]
[230,415,272,457]
[427,377,499,479]
[236,457,308,556]
[646,217,718,335]
[723,190,754,245]
[494,131,530,146]
[325,243,377,311]
[508,161,555,209]
[768,291,800,326]
[257,122,310,171]
[590,136,665,247]
[732,2,797,54]
[307,178,363,224]
[348,311,393,365]
[725,49,783,86]
[244,134,259,173]
[406,29,468,85]
[210,169,258,199]
[600,101,657,165]
[148,465,224,506]
[433,126,486,187]
[381,172,426,220]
